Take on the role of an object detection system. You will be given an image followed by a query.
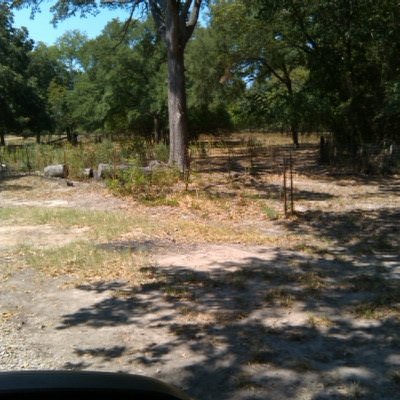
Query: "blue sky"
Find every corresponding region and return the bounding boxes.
[13,5,131,45]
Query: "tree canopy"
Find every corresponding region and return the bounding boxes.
[0,3,36,144]
[2,0,399,154]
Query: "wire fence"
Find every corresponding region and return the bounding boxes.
[319,138,400,175]
[358,142,400,175]
[1,136,398,179]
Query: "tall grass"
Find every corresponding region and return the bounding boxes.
[1,139,115,176]
[1,137,174,179]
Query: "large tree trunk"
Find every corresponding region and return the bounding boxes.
[290,123,299,148]
[44,164,67,178]
[167,49,188,170]
[66,127,78,145]
[149,0,201,171]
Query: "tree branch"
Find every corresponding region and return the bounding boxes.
[180,0,201,46]
[290,2,318,51]
[149,0,167,43]
[244,57,286,84]
[187,0,201,28]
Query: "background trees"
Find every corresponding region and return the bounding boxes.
[246,0,400,150]
[3,0,399,154]
[73,19,168,142]
[0,3,42,145]
[185,25,233,138]
[13,0,202,169]
[211,0,309,145]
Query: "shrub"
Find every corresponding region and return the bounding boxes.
[107,160,181,204]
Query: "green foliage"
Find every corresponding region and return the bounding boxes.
[67,19,168,141]
[186,26,234,131]
[210,0,307,145]
[154,143,169,163]
[107,161,181,204]
[7,0,400,155]
[248,0,400,149]
[188,104,232,139]
[263,205,279,220]
[0,139,121,178]
[0,4,47,144]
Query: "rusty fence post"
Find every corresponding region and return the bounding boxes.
[283,157,287,217]
[290,152,294,215]
[184,146,192,191]
[63,147,69,180]
[283,154,295,217]
[26,145,31,175]
[113,146,118,180]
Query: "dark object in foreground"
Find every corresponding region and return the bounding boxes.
[0,370,191,400]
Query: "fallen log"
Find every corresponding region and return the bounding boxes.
[141,160,166,174]
[77,168,93,179]
[44,136,68,145]
[97,163,129,179]
[44,164,66,178]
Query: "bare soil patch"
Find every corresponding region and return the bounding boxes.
[1,146,400,399]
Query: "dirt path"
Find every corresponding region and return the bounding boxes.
[1,173,400,399]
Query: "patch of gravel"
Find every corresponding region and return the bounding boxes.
[0,322,57,370]
[0,268,57,370]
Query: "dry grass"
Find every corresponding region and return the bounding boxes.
[234,373,263,390]
[2,132,398,295]
[306,313,334,328]
[264,287,295,307]
[345,381,363,398]
[20,241,153,284]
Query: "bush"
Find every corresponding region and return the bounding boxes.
[154,143,169,163]
[188,105,233,140]
[106,160,181,204]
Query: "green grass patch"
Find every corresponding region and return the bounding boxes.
[353,285,400,319]
[138,193,180,207]
[0,207,146,241]
[345,381,363,398]
[22,241,151,283]
[164,285,194,301]
[391,371,400,385]
[292,359,312,372]
[263,205,280,220]
[264,287,294,307]
[307,313,334,328]
[234,373,263,390]
[298,272,326,292]
[349,273,387,292]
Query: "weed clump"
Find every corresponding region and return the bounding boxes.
[107,161,181,205]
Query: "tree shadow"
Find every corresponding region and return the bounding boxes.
[57,242,400,399]
[57,294,151,329]
[287,208,400,256]
[74,346,127,361]
[96,239,164,253]
[0,173,34,191]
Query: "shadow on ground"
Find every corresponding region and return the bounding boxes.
[56,225,400,399]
